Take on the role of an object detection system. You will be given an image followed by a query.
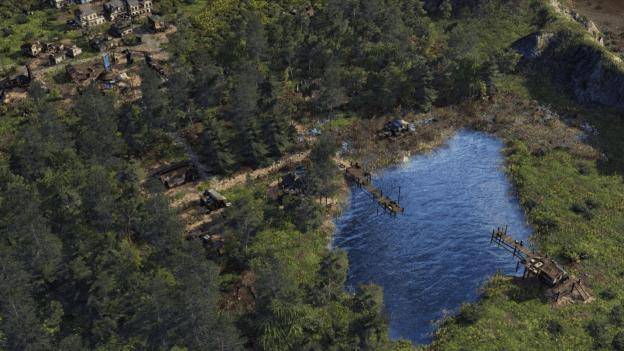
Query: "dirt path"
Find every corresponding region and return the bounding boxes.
[212,150,310,191]
[166,150,311,233]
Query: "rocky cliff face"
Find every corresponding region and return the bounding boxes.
[513,31,624,110]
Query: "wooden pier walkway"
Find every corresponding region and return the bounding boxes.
[490,226,594,304]
[343,163,404,214]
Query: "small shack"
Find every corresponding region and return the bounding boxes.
[49,53,65,66]
[21,41,43,57]
[66,45,82,58]
[111,19,133,37]
[280,165,307,195]
[152,160,199,188]
[381,119,415,137]
[148,15,166,32]
[200,189,232,211]
[1,65,32,90]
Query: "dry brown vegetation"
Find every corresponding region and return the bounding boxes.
[567,0,624,52]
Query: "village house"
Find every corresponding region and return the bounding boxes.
[111,19,133,37]
[148,15,166,32]
[49,0,67,8]
[126,0,152,17]
[66,64,104,87]
[49,53,65,66]
[44,42,64,53]
[76,6,106,27]
[104,0,126,21]
[21,42,43,57]
[66,45,83,58]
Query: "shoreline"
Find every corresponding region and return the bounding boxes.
[325,94,605,347]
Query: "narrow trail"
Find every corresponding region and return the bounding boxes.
[164,143,311,233]
[211,150,310,191]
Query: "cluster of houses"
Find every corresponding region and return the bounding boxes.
[21,41,83,66]
[74,0,153,27]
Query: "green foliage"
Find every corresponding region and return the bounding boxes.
[307,135,340,199]
[546,319,563,335]
[200,115,234,174]
[587,319,610,349]
[457,303,482,325]
[439,0,452,19]
[611,305,624,327]
[74,87,123,163]
[0,90,242,349]
[614,331,624,351]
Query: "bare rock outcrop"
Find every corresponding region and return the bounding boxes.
[513,31,624,110]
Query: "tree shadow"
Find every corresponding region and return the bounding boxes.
[505,276,549,303]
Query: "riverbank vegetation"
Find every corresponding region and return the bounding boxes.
[1,0,624,350]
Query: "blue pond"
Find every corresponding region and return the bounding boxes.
[333,130,532,344]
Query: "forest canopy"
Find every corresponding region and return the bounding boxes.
[0,0,545,350]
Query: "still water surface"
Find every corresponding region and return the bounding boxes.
[333,130,532,344]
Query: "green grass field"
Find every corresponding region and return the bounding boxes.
[431,66,624,349]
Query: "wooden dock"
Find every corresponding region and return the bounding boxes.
[490,226,593,304]
[343,163,404,214]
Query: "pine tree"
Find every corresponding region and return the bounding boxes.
[201,116,234,174]
[439,0,453,19]
[245,11,268,62]
[262,75,295,157]
[74,86,122,163]
[307,135,340,201]
[231,62,268,167]
[140,65,170,131]
[318,57,348,116]
[313,249,348,306]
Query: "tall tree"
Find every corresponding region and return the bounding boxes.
[230,63,268,167]
[307,135,340,201]
[74,87,122,163]
[313,249,349,306]
[245,11,268,62]
[317,57,348,115]
[439,0,453,19]
[200,116,234,174]
[140,65,170,131]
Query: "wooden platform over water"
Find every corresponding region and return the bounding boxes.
[490,227,594,304]
[343,164,404,214]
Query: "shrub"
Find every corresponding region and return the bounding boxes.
[534,217,559,231]
[585,199,600,210]
[577,162,592,175]
[600,289,617,301]
[2,27,12,37]
[570,203,593,220]
[15,14,28,24]
[614,332,624,351]
[586,319,609,348]
[457,304,481,325]
[546,319,563,335]
[561,244,581,263]
[610,305,624,326]
[523,198,538,211]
